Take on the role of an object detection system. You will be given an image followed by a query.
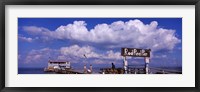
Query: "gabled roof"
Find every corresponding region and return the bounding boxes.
[48,60,70,63]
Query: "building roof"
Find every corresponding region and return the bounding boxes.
[48,60,69,63]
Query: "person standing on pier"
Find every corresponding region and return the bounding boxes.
[112,63,115,69]
[83,64,87,74]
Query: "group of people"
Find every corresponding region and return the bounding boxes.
[83,64,93,74]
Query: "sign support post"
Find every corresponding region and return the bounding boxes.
[123,56,128,74]
[145,57,150,74]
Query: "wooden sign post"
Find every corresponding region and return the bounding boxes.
[123,56,128,74]
[121,48,151,74]
[145,57,150,74]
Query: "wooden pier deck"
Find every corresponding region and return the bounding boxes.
[55,69,84,74]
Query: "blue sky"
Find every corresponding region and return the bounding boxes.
[18,18,182,68]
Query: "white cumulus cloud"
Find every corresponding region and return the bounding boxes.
[22,19,181,51]
[22,45,122,64]
[24,48,56,64]
[59,45,121,60]
[60,45,99,59]
[18,35,33,42]
[23,26,51,35]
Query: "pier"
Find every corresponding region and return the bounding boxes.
[44,48,182,74]
[54,69,84,74]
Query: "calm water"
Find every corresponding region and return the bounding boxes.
[18,68,50,74]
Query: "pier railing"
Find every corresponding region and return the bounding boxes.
[149,67,182,74]
[127,65,182,74]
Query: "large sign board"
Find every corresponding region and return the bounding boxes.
[121,48,151,57]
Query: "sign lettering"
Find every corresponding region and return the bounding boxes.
[121,48,151,57]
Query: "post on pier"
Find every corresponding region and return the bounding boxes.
[145,57,150,74]
[123,56,128,74]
